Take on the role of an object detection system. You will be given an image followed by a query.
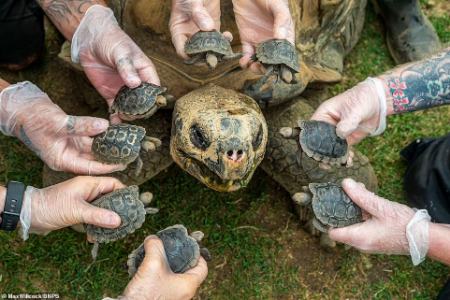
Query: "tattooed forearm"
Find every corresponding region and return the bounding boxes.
[36,0,105,40]
[380,49,450,114]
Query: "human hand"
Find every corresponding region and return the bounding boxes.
[71,5,159,123]
[22,177,124,238]
[0,81,125,174]
[329,178,418,255]
[170,0,232,59]
[311,78,387,145]
[122,236,208,300]
[232,0,295,73]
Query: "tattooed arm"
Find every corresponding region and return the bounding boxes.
[379,48,450,114]
[36,0,105,40]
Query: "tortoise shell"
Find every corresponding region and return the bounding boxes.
[255,39,300,72]
[299,120,348,160]
[111,83,167,119]
[127,224,200,276]
[85,186,146,243]
[92,124,146,165]
[310,183,362,229]
[185,30,234,57]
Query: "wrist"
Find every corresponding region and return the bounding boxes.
[377,77,395,116]
[0,79,10,91]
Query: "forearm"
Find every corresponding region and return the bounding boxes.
[377,47,450,115]
[427,223,450,266]
[0,186,6,224]
[36,0,106,40]
[0,78,10,91]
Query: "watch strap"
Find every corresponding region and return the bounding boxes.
[0,181,25,231]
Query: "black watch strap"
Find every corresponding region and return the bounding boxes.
[0,181,26,231]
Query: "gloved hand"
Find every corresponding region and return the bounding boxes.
[232,0,295,73]
[170,0,232,59]
[0,81,125,174]
[20,176,124,239]
[71,5,160,123]
[122,236,208,300]
[311,78,388,145]
[330,178,431,265]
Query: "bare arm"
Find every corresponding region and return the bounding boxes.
[378,48,450,114]
[0,78,10,91]
[36,0,106,40]
[428,223,450,266]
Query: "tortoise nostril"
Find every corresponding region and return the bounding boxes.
[226,149,244,162]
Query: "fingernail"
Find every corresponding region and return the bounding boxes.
[343,178,356,188]
[108,213,121,227]
[277,27,288,39]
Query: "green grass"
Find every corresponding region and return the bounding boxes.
[0,3,449,299]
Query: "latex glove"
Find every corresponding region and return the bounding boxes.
[0,81,125,174]
[122,236,208,300]
[71,5,160,123]
[232,0,295,73]
[311,78,387,145]
[20,176,124,239]
[330,179,431,264]
[170,0,232,59]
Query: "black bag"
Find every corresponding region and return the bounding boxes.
[401,134,450,223]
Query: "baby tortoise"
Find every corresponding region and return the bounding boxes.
[127,224,210,276]
[86,186,159,259]
[184,30,241,69]
[280,120,349,165]
[92,124,161,176]
[110,83,170,121]
[254,39,300,84]
[294,182,363,233]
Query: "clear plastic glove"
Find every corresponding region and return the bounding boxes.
[170,0,232,59]
[0,81,125,174]
[122,236,208,300]
[232,0,295,73]
[311,78,387,145]
[329,178,418,255]
[71,5,160,123]
[21,176,124,238]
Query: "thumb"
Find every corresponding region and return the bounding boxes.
[65,115,109,136]
[80,203,122,228]
[342,178,382,217]
[191,2,216,31]
[271,2,294,43]
[140,236,170,272]
[336,118,362,140]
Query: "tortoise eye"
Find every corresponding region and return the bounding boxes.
[252,124,263,149]
[190,124,210,150]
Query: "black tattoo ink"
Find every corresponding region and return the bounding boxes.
[66,116,76,134]
[19,126,41,157]
[37,0,95,26]
[386,50,450,113]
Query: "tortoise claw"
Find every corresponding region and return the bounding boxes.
[145,207,159,214]
[279,127,301,139]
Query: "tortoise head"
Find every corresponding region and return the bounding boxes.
[170,85,268,192]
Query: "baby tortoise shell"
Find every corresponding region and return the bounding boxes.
[86,186,146,243]
[310,182,362,232]
[299,120,349,165]
[127,225,205,276]
[111,83,169,121]
[92,124,161,176]
[255,39,300,83]
[184,30,240,68]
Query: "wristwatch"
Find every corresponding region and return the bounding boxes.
[0,181,25,231]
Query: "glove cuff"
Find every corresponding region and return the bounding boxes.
[0,81,46,136]
[406,209,431,266]
[366,77,387,136]
[71,5,117,64]
[19,186,34,241]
